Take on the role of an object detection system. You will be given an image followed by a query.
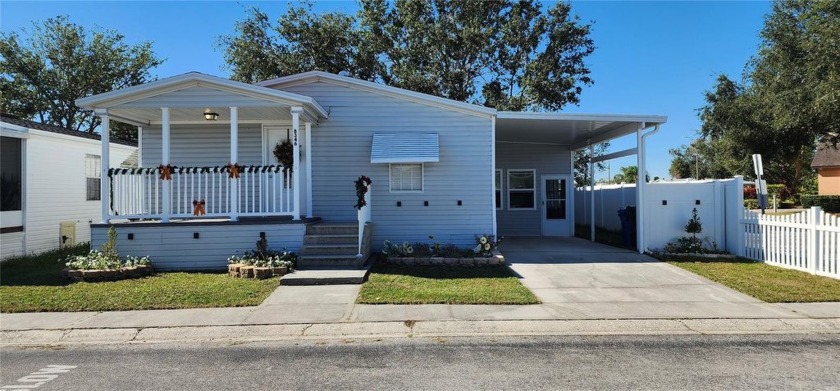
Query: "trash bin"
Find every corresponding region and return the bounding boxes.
[617,206,637,250]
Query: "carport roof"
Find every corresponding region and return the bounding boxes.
[496,112,667,149]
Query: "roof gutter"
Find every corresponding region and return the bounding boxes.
[637,123,661,254]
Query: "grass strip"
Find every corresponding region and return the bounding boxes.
[665,257,840,303]
[1,245,277,312]
[357,263,540,305]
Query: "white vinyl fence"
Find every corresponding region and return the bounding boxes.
[740,207,840,279]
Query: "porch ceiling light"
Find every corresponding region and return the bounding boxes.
[203,109,219,121]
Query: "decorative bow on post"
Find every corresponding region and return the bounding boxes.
[354,175,373,210]
[226,163,240,179]
[159,164,173,180]
[193,199,206,216]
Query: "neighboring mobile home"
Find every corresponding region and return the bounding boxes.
[812,143,840,195]
[76,71,665,270]
[0,116,136,260]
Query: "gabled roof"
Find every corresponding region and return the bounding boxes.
[0,115,137,147]
[812,143,840,168]
[257,71,497,118]
[76,72,328,121]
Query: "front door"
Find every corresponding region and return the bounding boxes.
[541,175,571,236]
[263,126,290,165]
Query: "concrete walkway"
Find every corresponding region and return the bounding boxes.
[2,237,839,344]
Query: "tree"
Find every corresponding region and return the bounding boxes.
[617,166,638,183]
[573,142,609,187]
[0,16,162,140]
[677,0,837,195]
[221,0,595,109]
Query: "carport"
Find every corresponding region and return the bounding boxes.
[494,112,666,253]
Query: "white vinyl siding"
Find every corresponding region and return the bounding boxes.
[495,142,572,236]
[91,222,305,270]
[85,154,101,201]
[2,129,135,259]
[508,170,535,209]
[281,81,494,248]
[140,124,262,167]
[390,163,423,192]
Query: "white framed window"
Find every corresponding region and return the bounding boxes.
[508,169,535,209]
[495,169,503,209]
[390,163,423,192]
[85,154,101,201]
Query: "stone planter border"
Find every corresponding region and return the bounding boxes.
[382,250,505,266]
[62,265,154,282]
[228,263,289,279]
[661,252,737,260]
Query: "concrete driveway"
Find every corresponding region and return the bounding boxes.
[501,237,798,319]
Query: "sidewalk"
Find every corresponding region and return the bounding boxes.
[2,284,839,345]
[3,237,839,345]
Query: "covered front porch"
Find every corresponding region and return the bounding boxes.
[77,72,328,224]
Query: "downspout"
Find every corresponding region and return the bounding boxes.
[636,123,660,254]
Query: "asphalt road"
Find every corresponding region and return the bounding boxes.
[2,334,839,390]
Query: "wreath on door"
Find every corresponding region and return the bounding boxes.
[273,139,294,173]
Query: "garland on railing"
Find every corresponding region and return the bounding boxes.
[107,165,289,177]
[354,175,372,210]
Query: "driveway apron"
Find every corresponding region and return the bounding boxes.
[501,237,799,319]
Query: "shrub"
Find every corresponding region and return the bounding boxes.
[744,199,759,209]
[228,237,297,269]
[743,185,756,199]
[64,226,152,270]
[800,195,840,213]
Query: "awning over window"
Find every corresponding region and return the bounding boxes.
[371,133,439,163]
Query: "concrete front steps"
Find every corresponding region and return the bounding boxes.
[281,222,371,285]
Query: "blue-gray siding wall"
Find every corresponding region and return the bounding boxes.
[91,223,306,270]
[495,142,572,236]
[141,124,262,166]
[281,81,494,248]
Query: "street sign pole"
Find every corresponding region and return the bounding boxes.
[752,154,766,215]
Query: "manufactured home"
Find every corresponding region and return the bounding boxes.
[0,116,136,259]
[76,71,665,270]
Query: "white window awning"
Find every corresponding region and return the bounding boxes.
[371,133,439,163]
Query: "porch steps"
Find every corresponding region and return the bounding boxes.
[290,223,370,285]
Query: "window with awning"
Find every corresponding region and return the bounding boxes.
[371,133,439,164]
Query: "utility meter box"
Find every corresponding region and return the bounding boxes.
[59,221,76,248]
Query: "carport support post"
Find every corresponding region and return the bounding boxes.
[590,143,595,242]
[97,109,110,223]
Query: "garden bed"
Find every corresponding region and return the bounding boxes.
[380,250,505,267]
[62,265,154,282]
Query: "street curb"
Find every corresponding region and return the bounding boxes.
[2,318,839,346]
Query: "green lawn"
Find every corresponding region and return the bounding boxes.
[665,257,840,303]
[357,264,540,305]
[0,245,278,313]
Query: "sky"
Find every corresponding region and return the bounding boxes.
[0,1,773,180]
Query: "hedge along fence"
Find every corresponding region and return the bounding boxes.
[801,195,840,213]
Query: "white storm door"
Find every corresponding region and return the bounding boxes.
[541,175,571,236]
[263,126,289,165]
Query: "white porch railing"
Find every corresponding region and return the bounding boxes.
[109,165,293,220]
[740,207,840,280]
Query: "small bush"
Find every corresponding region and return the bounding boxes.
[800,195,840,212]
[744,199,759,209]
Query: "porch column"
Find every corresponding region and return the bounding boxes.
[161,107,171,223]
[589,143,595,242]
[305,121,313,218]
[97,109,110,223]
[230,107,239,221]
[291,107,302,220]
